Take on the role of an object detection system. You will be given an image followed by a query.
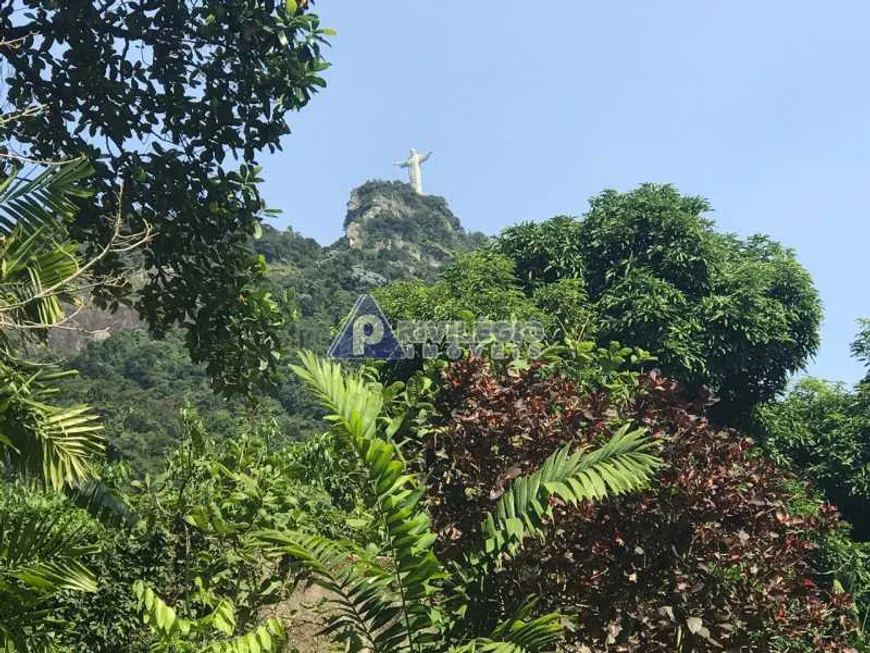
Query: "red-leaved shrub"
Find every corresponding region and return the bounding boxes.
[423,356,861,651]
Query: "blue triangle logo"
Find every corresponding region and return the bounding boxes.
[328,294,405,360]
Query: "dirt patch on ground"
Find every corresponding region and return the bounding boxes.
[261,584,333,653]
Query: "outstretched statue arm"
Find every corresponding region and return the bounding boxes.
[419,151,433,163]
[395,160,410,167]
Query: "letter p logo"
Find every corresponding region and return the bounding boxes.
[328,294,404,360]
[352,314,384,355]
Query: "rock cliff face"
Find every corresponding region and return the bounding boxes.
[341,180,485,275]
[48,305,144,354]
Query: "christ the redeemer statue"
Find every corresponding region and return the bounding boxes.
[395,148,432,195]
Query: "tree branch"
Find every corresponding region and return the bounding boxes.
[0,25,37,47]
[0,181,154,314]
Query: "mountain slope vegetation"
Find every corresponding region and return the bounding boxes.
[1,3,868,651]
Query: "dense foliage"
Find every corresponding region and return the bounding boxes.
[256,352,659,652]
[0,409,365,651]
[756,322,870,540]
[0,155,860,651]
[378,250,545,323]
[494,184,822,417]
[417,348,866,651]
[377,250,596,345]
[379,185,821,419]
[0,150,120,648]
[48,182,486,474]
[0,487,100,648]
[1,0,331,397]
[1,5,867,651]
[59,330,317,473]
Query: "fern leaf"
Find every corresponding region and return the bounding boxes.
[474,423,660,568]
[290,352,445,651]
[256,529,397,651]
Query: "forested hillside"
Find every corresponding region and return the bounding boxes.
[51,181,484,472]
[2,3,869,652]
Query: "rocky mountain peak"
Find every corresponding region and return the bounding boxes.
[342,180,483,262]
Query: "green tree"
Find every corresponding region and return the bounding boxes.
[378,250,544,324]
[851,318,870,381]
[0,0,332,397]
[495,184,821,416]
[495,215,585,288]
[756,320,870,540]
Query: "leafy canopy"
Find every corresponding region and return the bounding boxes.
[378,185,821,417]
[0,0,332,397]
[756,320,870,540]
[494,184,821,415]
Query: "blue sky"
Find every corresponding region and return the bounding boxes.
[259,0,869,384]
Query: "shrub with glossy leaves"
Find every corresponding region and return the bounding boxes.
[420,352,863,651]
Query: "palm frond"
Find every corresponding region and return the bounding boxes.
[65,478,138,528]
[0,159,104,488]
[488,613,563,652]
[291,351,444,651]
[0,359,104,489]
[0,158,92,329]
[0,510,97,604]
[0,228,81,328]
[446,613,564,653]
[0,157,93,236]
[256,530,398,651]
[473,423,660,569]
[290,350,383,444]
